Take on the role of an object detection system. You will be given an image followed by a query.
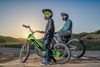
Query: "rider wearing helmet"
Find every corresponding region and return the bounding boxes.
[41,9,55,65]
[56,13,73,43]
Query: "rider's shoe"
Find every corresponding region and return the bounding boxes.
[42,60,46,63]
[50,61,56,65]
[40,61,50,65]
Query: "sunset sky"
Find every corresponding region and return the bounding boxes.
[0,0,100,38]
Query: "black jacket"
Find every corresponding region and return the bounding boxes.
[44,18,55,40]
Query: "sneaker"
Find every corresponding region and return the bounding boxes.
[40,61,50,65]
[50,62,56,65]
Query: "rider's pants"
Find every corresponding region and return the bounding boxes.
[43,39,52,62]
[57,31,70,43]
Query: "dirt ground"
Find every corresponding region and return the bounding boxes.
[0,47,100,67]
[0,53,18,63]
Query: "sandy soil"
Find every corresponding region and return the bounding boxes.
[0,47,100,67]
[0,53,18,63]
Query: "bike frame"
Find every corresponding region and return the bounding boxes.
[28,33,61,57]
[53,35,77,51]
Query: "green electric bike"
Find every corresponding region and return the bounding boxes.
[20,25,71,64]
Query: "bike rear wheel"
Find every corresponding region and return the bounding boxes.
[20,42,30,63]
[68,39,85,58]
[54,43,71,64]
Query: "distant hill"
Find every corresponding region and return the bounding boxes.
[72,30,100,39]
[0,35,22,43]
[17,38,26,42]
[0,30,100,50]
[72,30,100,50]
[0,35,26,48]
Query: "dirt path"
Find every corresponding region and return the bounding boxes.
[0,55,100,67]
[0,55,41,67]
[0,47,100,67]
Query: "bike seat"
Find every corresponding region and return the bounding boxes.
[62,35,71,43]
[63,35,71,39]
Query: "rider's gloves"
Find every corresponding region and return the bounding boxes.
[43,33,50,41]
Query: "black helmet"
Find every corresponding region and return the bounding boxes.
[61,13,69,17]
[42,9,52,14]
[42,9,53,17]
[61,13,69,21]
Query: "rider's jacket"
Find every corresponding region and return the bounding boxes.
[58,19,72,34]
[44,18,55,40]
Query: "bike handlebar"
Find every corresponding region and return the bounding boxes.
[23,24,35,34]
[22,24,44,34]
[23,25,30,28]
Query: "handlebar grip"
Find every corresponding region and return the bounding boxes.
[23,24,30,28]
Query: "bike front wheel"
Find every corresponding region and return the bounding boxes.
[68,39,86,58]
[20,42,30,63]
